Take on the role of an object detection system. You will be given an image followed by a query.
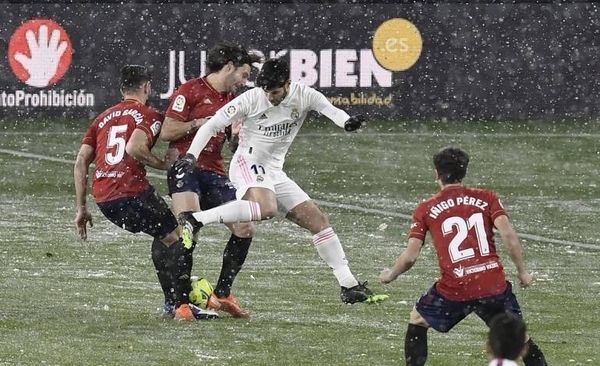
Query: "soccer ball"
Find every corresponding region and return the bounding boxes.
[189,276,214,309]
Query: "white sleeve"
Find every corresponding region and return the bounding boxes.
[320,104,351,129]
[305,87,350,129]
[187,98,247,159]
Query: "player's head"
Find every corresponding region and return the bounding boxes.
[256,58,291,106]
[433,147,469,184]
[120,65,152,99]
[487,312,527,360]
[205,43,262,94]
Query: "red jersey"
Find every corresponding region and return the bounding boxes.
[165,77,233,176]
[82,99,164,203]
[409,186,508,301]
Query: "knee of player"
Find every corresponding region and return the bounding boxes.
[161,230,182,247]
[409,307,430,327]
[307,210,330,229]
[260,202,278,219]
[232,222,255,238]
[316,211,330,226]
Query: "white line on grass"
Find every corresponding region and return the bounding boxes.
[316,200,600,250]
[0,148,74,164]
[304,132,600,138]
[2,147,599,251]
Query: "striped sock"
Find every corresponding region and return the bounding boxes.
[313,227,358,288]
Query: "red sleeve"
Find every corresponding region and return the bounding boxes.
[165,81,196,121]
[81,120,98,148]
[136,108,165,149]
[408,202,429,241]
[489,191,508,221]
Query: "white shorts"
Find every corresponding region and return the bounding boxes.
[229,153,310,214]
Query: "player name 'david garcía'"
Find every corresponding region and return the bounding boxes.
[98,108,145,128]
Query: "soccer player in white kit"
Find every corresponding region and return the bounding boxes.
[174,57,375,305]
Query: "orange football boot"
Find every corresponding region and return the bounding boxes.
[173,303,195,321]
[208,293,250,319]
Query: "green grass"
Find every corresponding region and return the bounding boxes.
[1,118,599,365]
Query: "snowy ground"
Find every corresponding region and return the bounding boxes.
[0,119,598,365]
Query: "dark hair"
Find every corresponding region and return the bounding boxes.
[205,43,260,74]
[433,147,469,184]
[256,58,290,90]
[120,65,151,93]
[488,313,527,360]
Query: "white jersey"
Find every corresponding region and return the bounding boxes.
[487,359,518,366]
[187,82,350,169]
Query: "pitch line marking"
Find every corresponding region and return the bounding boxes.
[1,147,599,250]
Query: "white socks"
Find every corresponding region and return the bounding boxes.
[192,200,261,225]
[313,227,359,288]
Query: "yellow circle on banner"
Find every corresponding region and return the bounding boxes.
[372,18,422,71]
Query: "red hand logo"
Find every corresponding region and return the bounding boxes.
[8,19,72,88]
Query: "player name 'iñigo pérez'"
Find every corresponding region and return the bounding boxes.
[429,197,489,219]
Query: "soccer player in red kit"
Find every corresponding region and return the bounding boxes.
[74,65,216,321]
[160,43,262,319]
[379,147,547,366]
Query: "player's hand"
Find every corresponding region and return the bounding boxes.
[189,117,211,134]
[173,153,196,177]
[344,114,366,132]
[517,270,532,288]
[232,118,244,135]
[379,268,396,284]
[163,148,180,169]
[75,208,93,241]
[14,25,68,88]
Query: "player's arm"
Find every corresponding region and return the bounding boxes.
[174,92,251,172]
[172,110,239,174]
[159,116,208,142]
[380,237,423,284]
[126,129,171,170]
[228,119,243,153]
[494,215,532,288]
[309,88,367,131]
[73,144,95,240]
[229,134,240,153]
[187,113,234,159]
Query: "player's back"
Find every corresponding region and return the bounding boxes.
[415,185,508,300]
[83,100,160,203]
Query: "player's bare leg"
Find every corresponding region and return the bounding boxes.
[172,191,203,248]
[241,187,278,219]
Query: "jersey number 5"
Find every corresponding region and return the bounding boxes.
[442,212,490,263]
[105,125,128,165]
